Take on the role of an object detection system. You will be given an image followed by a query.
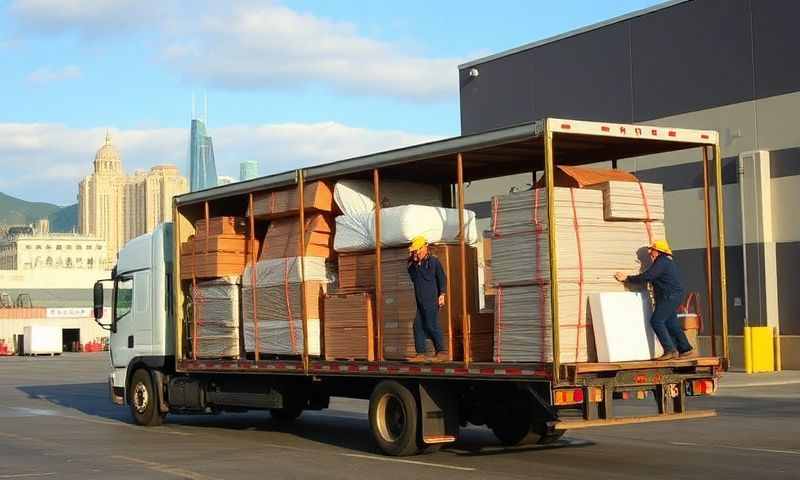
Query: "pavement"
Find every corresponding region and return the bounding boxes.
[0,353,798,479]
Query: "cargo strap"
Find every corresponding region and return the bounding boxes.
[637,181,654,244]
[533,187,547,362]
[678,292,704,332]
[569,188,587,362]
[284,257,298,353]
[490,196,501,237]
[494,286,504,362]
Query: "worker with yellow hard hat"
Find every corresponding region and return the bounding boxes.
[406,235,448,363]
[615,239,696,361]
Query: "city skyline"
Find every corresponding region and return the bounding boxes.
[0,0,659,205]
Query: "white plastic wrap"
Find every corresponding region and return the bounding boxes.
[23,326,62,355]
[333,180,442,216]
[192,277,241,358]
[242,257,331,287]
[334,205,479,252]
[589,292,663,362]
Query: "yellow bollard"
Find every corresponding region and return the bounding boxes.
[744,326,753,374]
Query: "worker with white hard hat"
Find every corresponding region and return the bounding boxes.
[407,236,448,363]
[615,239,696,361]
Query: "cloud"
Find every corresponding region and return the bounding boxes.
[0,122,443,205]
[27,65,81,85]
[9,0,460,102]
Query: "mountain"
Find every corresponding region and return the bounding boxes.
[0,192,78,233]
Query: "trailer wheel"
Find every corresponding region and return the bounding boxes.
[531,421,566,445]
[129,369,163,426]
[369,381,420,456]
[490,418,533,446]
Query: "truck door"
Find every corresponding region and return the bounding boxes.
[110,271,153,369]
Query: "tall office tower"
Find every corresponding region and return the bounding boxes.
[239,161,258,181]
[188,118,218,192]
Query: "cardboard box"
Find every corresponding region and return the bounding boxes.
[324,292,375,361]
[180,252,249,279]
[250,181,334,219]
[181,235,259,256]
[195,217,248,237]
[260,214,333,259]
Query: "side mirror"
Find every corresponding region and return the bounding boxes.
[93,280,112,330]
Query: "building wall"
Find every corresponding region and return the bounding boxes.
[458,0,800,367]
[0,235,106,270]
[0,314,109,353]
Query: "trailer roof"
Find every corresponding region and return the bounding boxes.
[175,117,717,206]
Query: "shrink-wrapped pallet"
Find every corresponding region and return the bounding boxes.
[242,280,325,356]
[324,292,374,361]
[260,214,333,259]
[243,256,331,287]
[192,277,241,358]
[333,180,442,216]
[249,181,334,219]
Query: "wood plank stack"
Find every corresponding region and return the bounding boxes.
[241,257,329,356]
[589,181,664,221]
[181,217,253,279]
[249,181,334,219]
[323,292,375,361]
[260,214,333,259]
[489,181,664,363]
[191,277,241,358]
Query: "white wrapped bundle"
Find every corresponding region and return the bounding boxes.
[334,205,479,252]
[334,180,442,216]
[588,292,663,362]
[192,277,241,358]
[242,256,332,287]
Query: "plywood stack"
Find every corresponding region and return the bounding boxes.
[241,257,329,356]
[490,180,664,364]
[323,292,375,361]
[260,214,333,259]
[249,181,334,219]
[191,277,241,358]
[336,245,482,360]
[181,217,253,279]
[589,181,664,221]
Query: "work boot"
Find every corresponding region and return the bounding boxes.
[656,351,678,361]
[679,349,698,359]
[431,351,449,363]
[407,354,426,363]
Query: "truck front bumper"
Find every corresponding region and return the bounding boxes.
[108,373,125,406]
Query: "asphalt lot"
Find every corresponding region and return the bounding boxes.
[0,353,798,479]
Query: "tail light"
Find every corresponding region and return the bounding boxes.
[687,379,716,396]
[553,388,585,406]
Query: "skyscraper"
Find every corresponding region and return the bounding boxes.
[189,118,218,192]
[239,160,258,181]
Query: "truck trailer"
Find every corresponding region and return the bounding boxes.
[94,118,728,456]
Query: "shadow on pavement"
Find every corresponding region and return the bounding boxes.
[17,382,131,422]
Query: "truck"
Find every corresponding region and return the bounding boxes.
[94,118,729,456]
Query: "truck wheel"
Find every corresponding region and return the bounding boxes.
[369,381,420,456]
[129,369,163,426]
[531,421,566,445]
[490,418,533,446]
[270,405,303,424]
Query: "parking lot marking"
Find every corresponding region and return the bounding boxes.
[342,453,476,471]
[670,442,800,456]
[0,474,56,479]
[112,455,221,480]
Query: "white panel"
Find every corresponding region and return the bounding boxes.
[589,292,663,362]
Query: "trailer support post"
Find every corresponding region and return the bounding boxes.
[248,193,260,361]
[456,153,470,365]
[297,170,310,373]
[543,121,561,384]
[713,142,729,366]
[373,168,384,362]
[702,147,716,357]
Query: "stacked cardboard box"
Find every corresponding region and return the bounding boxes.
[249,181,334,219]
[323,292,375,361]
[180,217,252,279]
[241,257,329,356]
[260,214,333,259]
[191,277,241,358]
[336,245,481,360]
[490,180,664,363]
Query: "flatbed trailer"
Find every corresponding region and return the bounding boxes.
[96,118,728,456]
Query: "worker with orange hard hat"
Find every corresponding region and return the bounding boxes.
[407,236,448,363]
[615,239,696,361]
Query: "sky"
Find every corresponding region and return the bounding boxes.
[0,0,661,206]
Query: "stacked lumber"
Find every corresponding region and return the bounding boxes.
[260,214,333,259]
[249,181,333,219]
[191,277,241,358]
[324,292,375,361]
[241,257,329,356]
[588,181,664,221]
[180,217,252,279]
[490,182,664,363]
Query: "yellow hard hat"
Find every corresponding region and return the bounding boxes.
[649,239,672,255]
[408,235,427,252]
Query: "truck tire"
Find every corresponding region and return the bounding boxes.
[369,381,420,456]
[490,418,533,446]
[531,421,566,445]
[129,369,163,426]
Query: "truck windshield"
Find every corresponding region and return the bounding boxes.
[115,277,133,322]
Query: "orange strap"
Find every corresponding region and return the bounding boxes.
[569,188,586,361]
[637,181,654,244]
[494,286,504,362]
[679,292,704,332]
[284,257,298,353]
[491,196,501,237]
[533,187,548,362]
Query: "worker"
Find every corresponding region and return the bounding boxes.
[615,239,696,361]
[407,236,448,363]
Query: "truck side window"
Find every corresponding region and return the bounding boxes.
[115,277,133,323]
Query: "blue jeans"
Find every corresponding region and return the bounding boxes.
[651,294,692,354]
[413,301,444,354]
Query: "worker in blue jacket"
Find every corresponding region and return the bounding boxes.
[407,236,448,363]
[615,240,696,361]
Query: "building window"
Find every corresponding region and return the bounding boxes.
[46,257,53,266]
[25,245,32,250]
[76,245,82,250]
[45,245,51,250]
[65,258,73,268]
[87,258,94,268]
[36,245,42,250]
[66,245,72,250]
[96,245,102,250]
[56,245,62,250]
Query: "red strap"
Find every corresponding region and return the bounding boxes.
[569,188,586,362]
[533,188,547,362]
[637,181,654,244]
[494,287,503,362]
[284,257,297,353]
[491,196,501,237]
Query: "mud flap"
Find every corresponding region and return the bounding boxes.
[150,369,170,414]
[418,382,459,444]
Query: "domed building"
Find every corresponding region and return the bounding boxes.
[78,133,187,265]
